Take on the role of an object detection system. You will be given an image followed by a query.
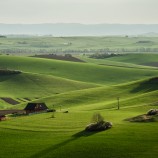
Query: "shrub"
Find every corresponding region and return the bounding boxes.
[47,109,56,112]
[85,113,112,132]
[147,109,158,115]
[63,111,68,113]
[91,113,104,123]
[0,69,21,75]
[89,53,121,59]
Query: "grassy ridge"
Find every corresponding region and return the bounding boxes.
[0,54,158,110]
[13,77,158,111]
[106,53,158,65]
[0,73,97,98]
[78,54,157,69]
[0,55,158,85]
[0,72,97,109]
[1,54,158,158]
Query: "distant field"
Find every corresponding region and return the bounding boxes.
[105,53,158,66]
[1,37,158,158]
[32,54,85,62]
[0,36,158,55]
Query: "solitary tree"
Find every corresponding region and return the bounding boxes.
[91,113,104,123]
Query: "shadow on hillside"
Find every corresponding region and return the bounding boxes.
[73,130,99,138]
[131,77,158,93]
[30,130,98,158]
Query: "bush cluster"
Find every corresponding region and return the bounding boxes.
[85,113,112,132]
[0,69,21,75]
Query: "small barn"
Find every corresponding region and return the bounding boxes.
[24,103,48,114]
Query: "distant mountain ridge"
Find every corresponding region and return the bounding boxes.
[0,23,158,36]
[139,32,158,37]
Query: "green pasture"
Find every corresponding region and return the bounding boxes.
[106,53,158,65]
[0,55,158,110]
[0,72,96,98]
[0,36,158,55]
[78,54,158,68]
[0,39,158,158]
[0,55,158,86]
[14,77,158,111]
[0,72,97,109]
[0,106,158,158]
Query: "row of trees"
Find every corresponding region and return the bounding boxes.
[0,47,158,55]
[0,35,6,38]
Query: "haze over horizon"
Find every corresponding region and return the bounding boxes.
[0,0,158,24]
[1,23,158,25]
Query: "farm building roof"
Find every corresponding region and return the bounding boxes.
[24,103,48,110]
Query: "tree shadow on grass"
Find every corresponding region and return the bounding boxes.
[30,130,99,158]
[72,130,100,138]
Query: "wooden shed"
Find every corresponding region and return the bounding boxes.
[24,103,48,114]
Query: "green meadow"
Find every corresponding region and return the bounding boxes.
[1,36,158,55]
[0,37,158,158]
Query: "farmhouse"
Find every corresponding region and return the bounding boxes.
[24,103,48,114]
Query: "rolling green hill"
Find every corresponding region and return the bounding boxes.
[105,53,158,66]
[0,72,96,98]
[78,53,158,68]
[1,54,158,110]
[0,55,158,86]
[0,72,97,109]
[1,54,158,158]
[78,54,157,68]
[14,77,158,111]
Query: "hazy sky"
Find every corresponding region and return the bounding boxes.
[0,0,158,24]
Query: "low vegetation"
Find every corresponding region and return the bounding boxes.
[33,54,85,62]
[89,53,121,59]
[85,113,112,131]
[126,109,158,122]
[0,69,21,75]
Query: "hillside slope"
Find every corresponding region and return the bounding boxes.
[0,72,97,109]
[14,77,158,111]
[106,53,158,67]
[0,56,158,85]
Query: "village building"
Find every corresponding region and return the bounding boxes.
[24,103,48,114]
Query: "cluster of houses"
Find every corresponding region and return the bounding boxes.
[0,102,48,121]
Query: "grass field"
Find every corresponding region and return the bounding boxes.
[0,107,158,158]
[105,53,158,66]
[78,53,158,68]
[0,55,158,85]
[0,36,158,55]
[0,38,158,158]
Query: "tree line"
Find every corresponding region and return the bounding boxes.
[0,47,158,55]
